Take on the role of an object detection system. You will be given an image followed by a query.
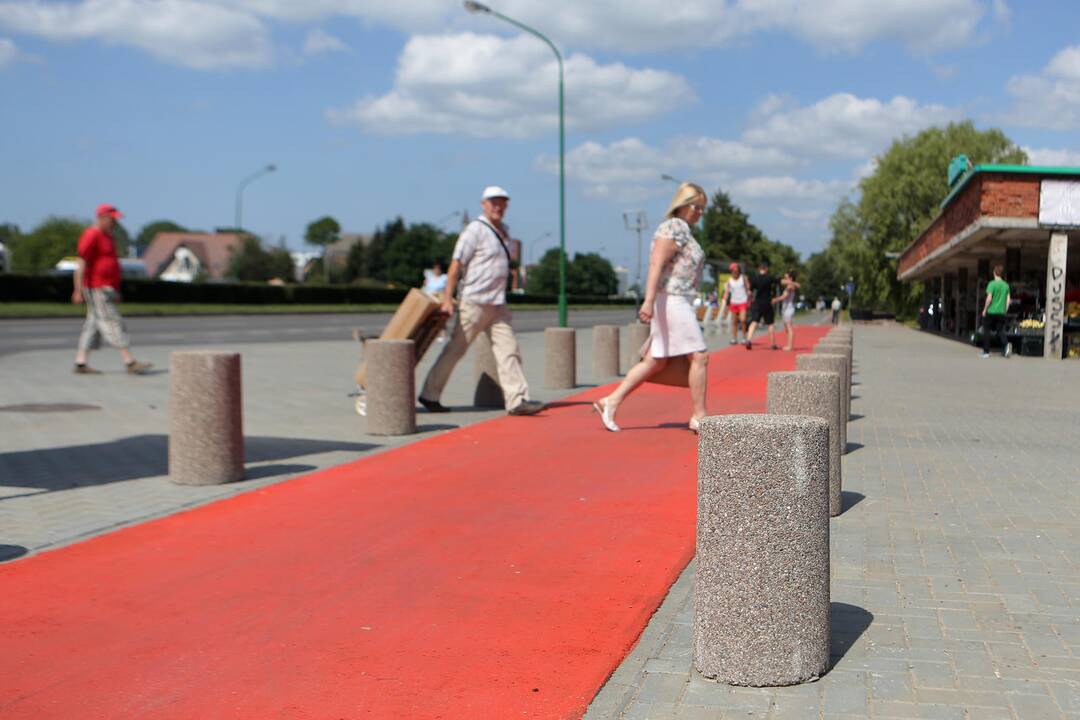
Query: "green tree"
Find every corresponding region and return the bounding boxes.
[803,250,843,305]
[699,189,802,278]
[135,220,186,256]
[304,216,341,249]
[226,235,292,282]
[527,250,617,296]
[568,252,618,296]
[10,217,85,273]
[824,121,1026,316]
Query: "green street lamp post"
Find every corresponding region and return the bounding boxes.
[464,1,567,326]
[235,163,277,233]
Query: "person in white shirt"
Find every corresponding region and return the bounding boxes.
[719,263,750,345]
[422,261,448,299]
[417,186,544,416]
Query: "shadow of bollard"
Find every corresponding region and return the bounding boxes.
[0,545,29,563]
[829,602,874,667]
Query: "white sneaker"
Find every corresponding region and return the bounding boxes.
[1004,343,1012,358]
[980,352,990,359]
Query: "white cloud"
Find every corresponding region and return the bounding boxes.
[1022,146,1080,167]
[743,93,960,159]
[489,0,991,54]
[0,0,1000,71]
[0,36,17,68]
[1006,45,1080,129]
[0,0,271,69]
[304,28,348,55]
[327,33,695,138]
[729,176,849,202]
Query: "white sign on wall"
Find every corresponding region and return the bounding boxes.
[1039,179,1080,226]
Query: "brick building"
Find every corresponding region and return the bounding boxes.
[898,164,1080,359]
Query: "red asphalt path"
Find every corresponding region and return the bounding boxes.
[0,329,828,719]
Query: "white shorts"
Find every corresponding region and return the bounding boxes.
[782,306,795,323]
[650,292,707,358]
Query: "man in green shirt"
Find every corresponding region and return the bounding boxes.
[981,264,1012,358]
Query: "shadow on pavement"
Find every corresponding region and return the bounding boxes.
[829,602,873,667]
[0,435,376,494]
[0,544,29,562]
[850,413,864,421]
[544,400,595,409]
[845,442,865,453]
[841,491,866,513]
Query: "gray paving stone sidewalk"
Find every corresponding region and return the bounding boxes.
[586,323,1080,720]
[0,310,771,556]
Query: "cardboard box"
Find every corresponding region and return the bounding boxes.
[354,288,448,388]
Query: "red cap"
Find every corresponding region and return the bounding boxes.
[96,203,123,219]
[728,262,739,271]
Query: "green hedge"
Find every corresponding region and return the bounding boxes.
[0,274,635,306]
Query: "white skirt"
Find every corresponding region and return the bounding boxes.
[650,292,707,358]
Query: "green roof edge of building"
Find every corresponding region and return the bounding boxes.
[940,164,1080,210]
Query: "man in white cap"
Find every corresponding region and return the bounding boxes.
[417,186,543,415]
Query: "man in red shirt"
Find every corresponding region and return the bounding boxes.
[72,204,151,374]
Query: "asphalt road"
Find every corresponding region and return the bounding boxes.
[0,308,641,357]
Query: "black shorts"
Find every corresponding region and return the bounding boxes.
[750,303,774,325]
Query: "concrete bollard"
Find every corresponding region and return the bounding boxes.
[695,414,831,686]
[169,351,244,486]
[365,339,416,436]
[625,322,650,373]
[592,325,620,380]
[797,353,848,453]
[815,342,852,424]
[473,332,505,408]
[544,327,576,389]
[768,371,843,516]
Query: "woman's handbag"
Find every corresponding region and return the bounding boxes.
[637,335,691,387]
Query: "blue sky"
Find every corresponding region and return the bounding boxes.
[2,0,1079,274]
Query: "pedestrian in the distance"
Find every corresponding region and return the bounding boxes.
[980,264,1012,359]
[772,271,800,351]
[72,204,152,375]
[592,182,709,433]
[831,296,842,324]
[720,262,750,345]
[417,186,544,416]
[744,261,778,349]
[422,261,448,300]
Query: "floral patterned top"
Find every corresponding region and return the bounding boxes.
[653,217,705,297]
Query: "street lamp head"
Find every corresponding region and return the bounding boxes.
[463,1,491,13]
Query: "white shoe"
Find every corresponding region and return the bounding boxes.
[593,400,620,432]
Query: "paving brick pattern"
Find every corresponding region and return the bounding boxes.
[586,323,1080,720]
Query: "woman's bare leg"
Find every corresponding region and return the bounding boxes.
[784,321,794,350]
[598,355,668,419]
[688,351,709,421]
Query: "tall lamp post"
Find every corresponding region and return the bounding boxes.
[463,1,567,326]
[235,163,277,233]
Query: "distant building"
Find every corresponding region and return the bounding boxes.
[141,232,244,281]
[323,232,370,271]
[614,266,631,296]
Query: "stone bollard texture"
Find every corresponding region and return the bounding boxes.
[768,371,843,516]
[473,332,505,408]
[169,351,244,486]
[797,353,848,453]
[815,342,852,423]
[695,414,831,686]
[625,322,650,373]
[544,327,576,389]
[592,325,620,379]
[365,339,416,436]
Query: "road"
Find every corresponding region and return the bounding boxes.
[0,308,640,357]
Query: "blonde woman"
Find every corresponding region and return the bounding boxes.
[593,182,709,432]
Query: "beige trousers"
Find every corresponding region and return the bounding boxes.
[420,301,529,411]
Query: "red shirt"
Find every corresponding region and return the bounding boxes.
[77,226,121,289]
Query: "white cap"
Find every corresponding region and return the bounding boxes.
[481,185,510,201]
